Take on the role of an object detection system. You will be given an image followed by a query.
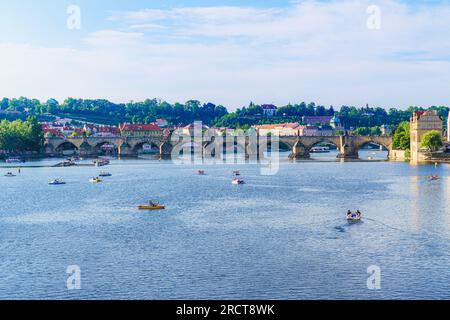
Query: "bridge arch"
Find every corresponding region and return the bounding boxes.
[54,141,79,155]
[355,139,391,160]
[306,138,340,159]
[132,141,161,154]
[290,137,340,159]
[91,141,119,155]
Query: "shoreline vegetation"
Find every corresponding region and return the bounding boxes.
[0,116,44,157]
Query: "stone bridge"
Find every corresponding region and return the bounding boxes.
[45,134,393,160]
[44,136,170,157]
[276,135,393,159]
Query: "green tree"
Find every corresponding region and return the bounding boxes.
[0,117,44,152]
[421,131,442,152]
[392,122,410,150]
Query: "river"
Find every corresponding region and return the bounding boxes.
[1,150,450,300]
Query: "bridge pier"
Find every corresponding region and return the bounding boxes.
[160,142,173,159]
[336,136,359,159]
[118,143,136,157]
[292,142,310,159]
[79,141,94,157]
[337,146,359,159]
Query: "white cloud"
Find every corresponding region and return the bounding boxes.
[1,0,450,109]
[83,30,145,47]
[128,24,166,32]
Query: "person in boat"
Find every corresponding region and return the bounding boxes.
[347,210,353,220]
[356,210,362,219]
[149,200,158,207]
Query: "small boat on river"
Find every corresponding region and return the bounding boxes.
[49,179,66,185]
[94,158,110,167]
[232,178,245,185]
[4,172,16,177]
[89,177,102,183]
[99,172,112,177]
[310,147,330,153]
[347,210,362,223]
[138,201,166,211]
[197,170,206,175]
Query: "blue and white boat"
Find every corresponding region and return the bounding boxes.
[49,179,66,185]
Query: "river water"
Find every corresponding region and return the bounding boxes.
[1,151,450,300]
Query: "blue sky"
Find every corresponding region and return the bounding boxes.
[0,0,449,109]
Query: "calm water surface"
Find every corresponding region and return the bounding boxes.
[1,151,450,300]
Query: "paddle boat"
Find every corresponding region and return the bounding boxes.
[232,177,245,185]
[99,172,112,177]
[429,175,440,181]
[347,210,362,222]
[138,201,166,211]
[4,172,16,177]
[197,170,206,175]
[49,179,66,185]
[233,171,241,176]
[89,177,102,183]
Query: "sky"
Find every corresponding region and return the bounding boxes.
[0,0,449,110]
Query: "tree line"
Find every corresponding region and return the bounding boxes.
[1,97,448,130]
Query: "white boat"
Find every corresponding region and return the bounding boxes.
[4,172,16,177]
[5,157,24,164]
[49,179,66,185]
[310,147,330,153]
[89,177,102,183]
[94,159,110,167]
[232,178,245,185]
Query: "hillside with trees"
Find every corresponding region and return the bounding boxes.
[1,97,448,131]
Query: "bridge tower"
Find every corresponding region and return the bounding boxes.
[410,110,443,163]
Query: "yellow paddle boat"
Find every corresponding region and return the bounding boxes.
[138,201,166,211]
[89,177,102,183]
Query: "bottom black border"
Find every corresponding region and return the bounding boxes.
[0,300,444,318]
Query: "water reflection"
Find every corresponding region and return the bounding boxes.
[409,166,448,234]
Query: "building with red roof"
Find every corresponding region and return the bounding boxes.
[119,123,163,137]
[94,126,121,137]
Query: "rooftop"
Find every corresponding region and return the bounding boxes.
[119,123,162,131]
